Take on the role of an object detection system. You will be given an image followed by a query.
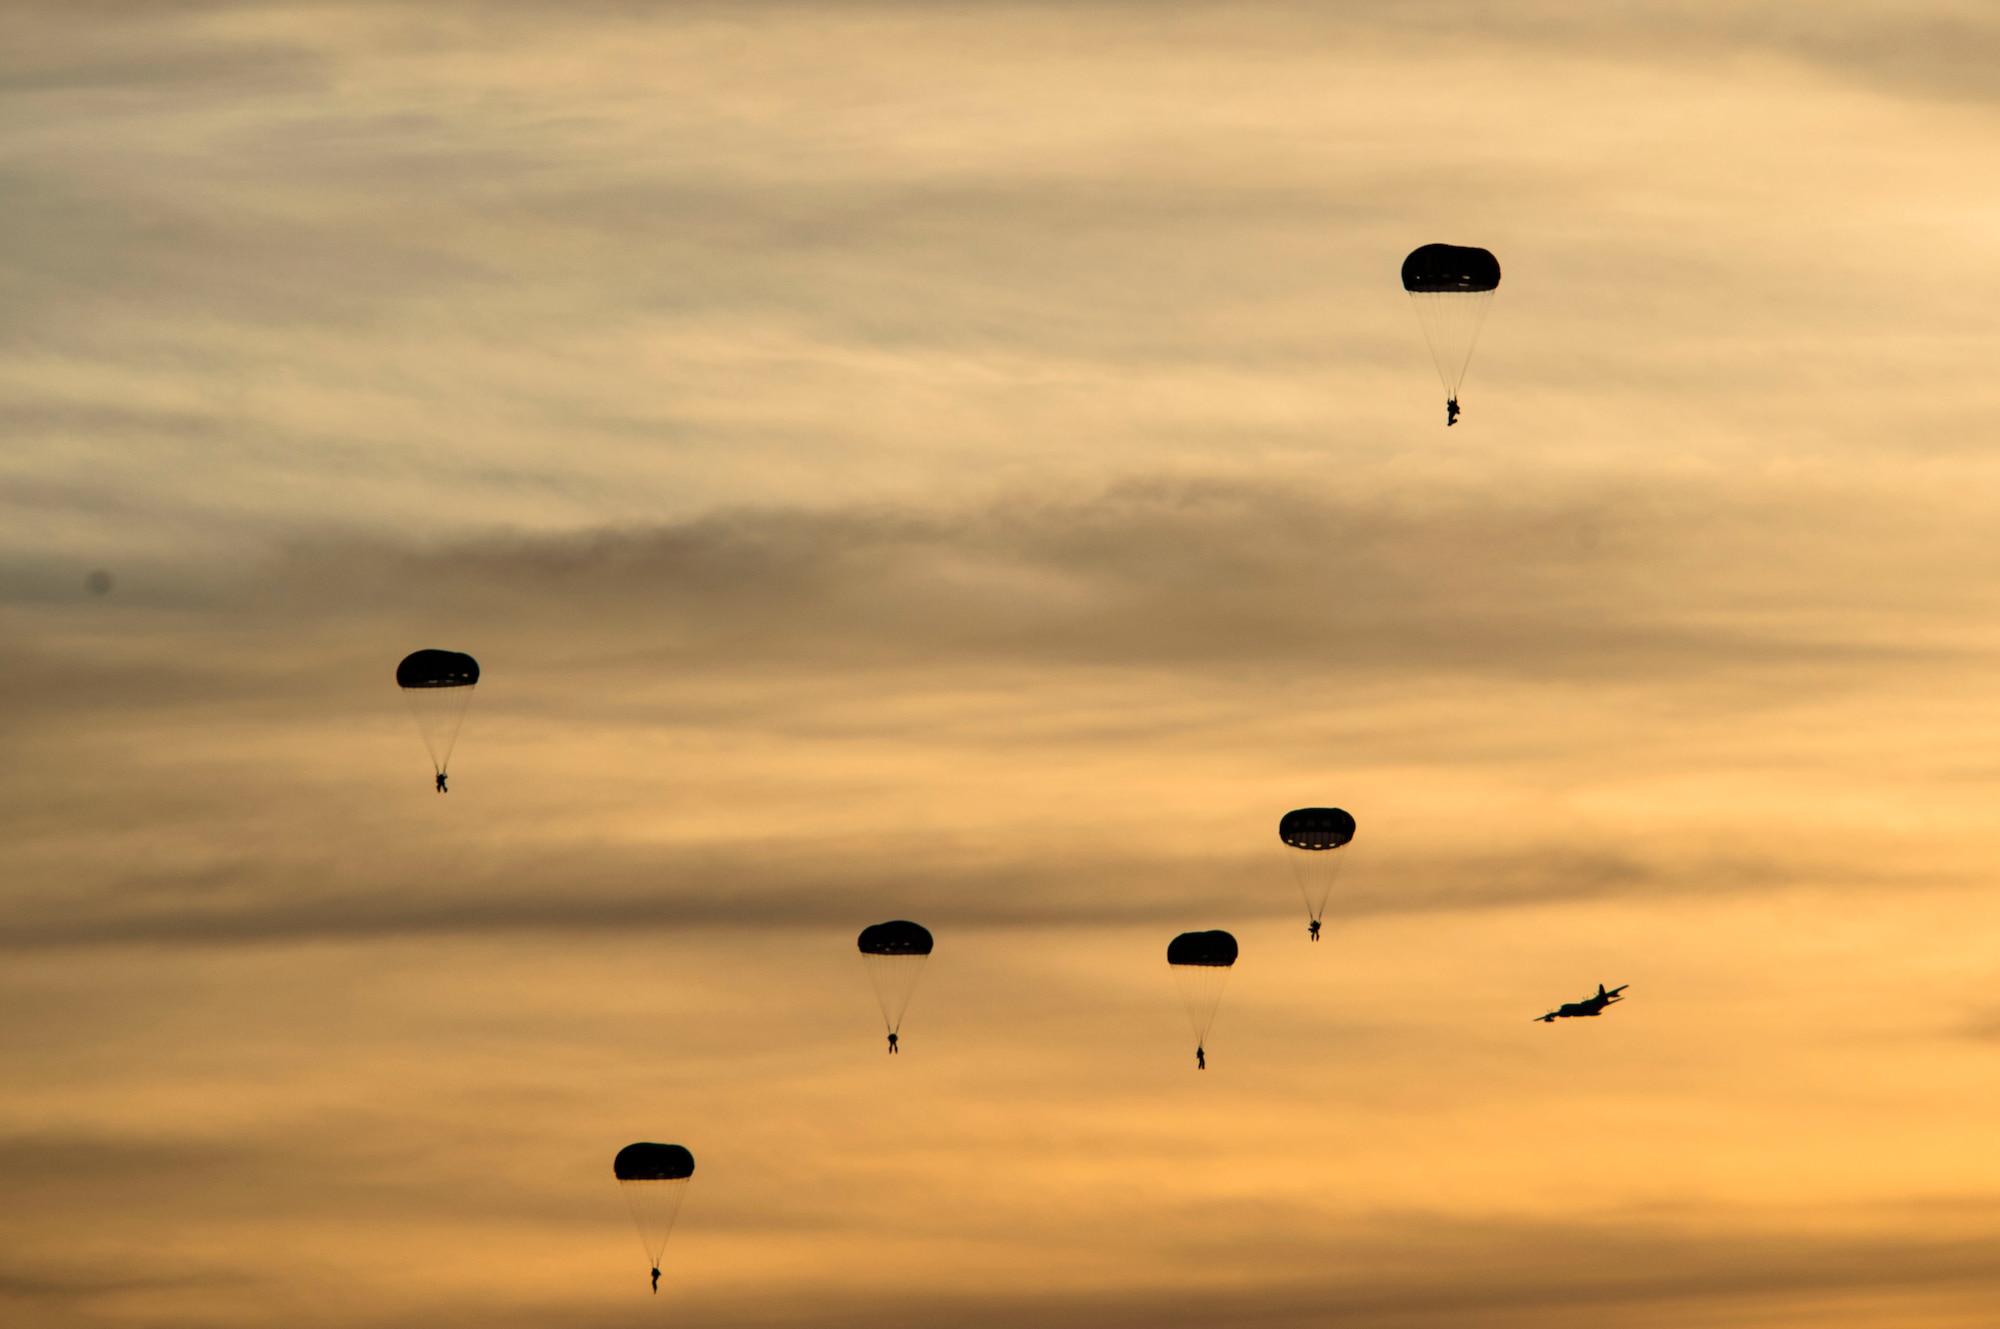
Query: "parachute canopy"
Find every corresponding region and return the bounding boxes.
[1279,807,1356,851]
[1402,243,1501,409]
[397,649,480,689]
[858,920,934,956]
[614,1143,695,1181]
[1167,929,1238,968]
[1401,243,1501,293]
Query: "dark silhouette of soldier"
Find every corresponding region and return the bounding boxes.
[1446,396,1460,426]
[651,1266,660,1293]
[1196,1045,1205,1070]
[435,771,448,793]
[1308,919,1321,942]
[887,1031,899,1055]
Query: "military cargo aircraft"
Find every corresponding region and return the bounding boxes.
[1536,984,1627,1023]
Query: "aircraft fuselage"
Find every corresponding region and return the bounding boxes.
[1536,985,1627,1023]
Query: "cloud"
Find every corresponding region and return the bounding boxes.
[0,473,1984,950]
[1235,0,2000,105]
[7,1176,1996,1329]
[256,473,1990,676]
[6,0,1999,573]
[767,1213,2000,1329]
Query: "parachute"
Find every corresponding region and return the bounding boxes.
[1402,244,1501,418]
[614,1142,694,1286]
[395,649,478,784]
[1279,807,1356,934]
[858,920,933,1050]
[613,1142,693,1285]
[1167,930,1237,1063]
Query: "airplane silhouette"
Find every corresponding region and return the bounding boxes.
[1536,983,1627,1023]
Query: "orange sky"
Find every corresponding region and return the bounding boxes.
[6,4,2000,1327]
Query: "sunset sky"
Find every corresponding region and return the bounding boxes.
[8,4,2000,1327]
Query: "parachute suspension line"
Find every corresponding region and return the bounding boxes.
[402,683,474,774]
[1171,962,1232,1049]
[620,1178,690,1270]
[1286,843,1349,927]
[861,951,927,1035]
[1408,288,1495,400]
